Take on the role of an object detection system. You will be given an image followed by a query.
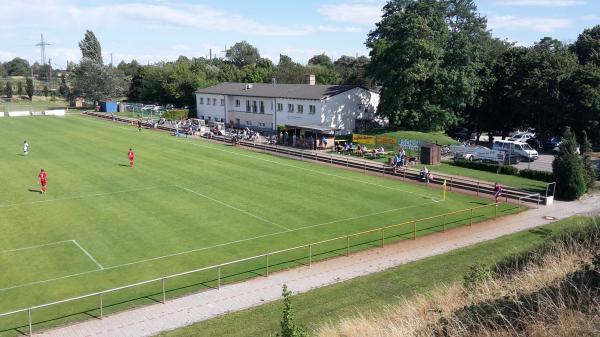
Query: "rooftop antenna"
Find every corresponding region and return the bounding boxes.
[35,33,51,65]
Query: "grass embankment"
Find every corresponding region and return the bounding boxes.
[318,217,600,337]
[158,217,591,337]
[0,98,69,112]
[363,130,459,146]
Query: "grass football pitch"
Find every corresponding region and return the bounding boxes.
[0,115,518,335]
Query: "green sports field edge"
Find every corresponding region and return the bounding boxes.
[0,115,520,336]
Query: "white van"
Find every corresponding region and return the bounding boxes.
[492,140,539,161]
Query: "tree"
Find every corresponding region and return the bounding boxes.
[16,81,23,96]
[334,55,372,87]
[581,130,597,189]
[4,81,13,98]
[72,59,125,102]
[25,78,34,100]
[308,54,333,68]
[59,76,70,98]
[226,41,260,67]
[42,85,49,97]
[79,30,103,64]
[571,24,600,66]
[278,285,307,337]
[367,0,490,130]
[274,55,306,84]
[4,57,30,76]
[552,127,587,200]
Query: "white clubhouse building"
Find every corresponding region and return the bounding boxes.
[195,75,379,134]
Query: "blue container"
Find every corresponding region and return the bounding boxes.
[100,101,118,113]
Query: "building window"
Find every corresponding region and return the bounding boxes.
[199,97,204,104]
[212,98,217,105]
[259,122,266,127]
[252,101,257,113]
[220,99,225,106]
[297,104,303,113]
[288,104,294,112]
[309,105,316,114]
[235,118,240,125]
[260,101,264,114]
[246,121,252,126]
[246,100,251,112]
[208,116,212,121]
[206,98,211,105]
[200,115,204,120]
[235,99,240,107]
[277,103,283,111]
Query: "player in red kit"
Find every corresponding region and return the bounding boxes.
[38,169,48,194]
[128,148,135,167]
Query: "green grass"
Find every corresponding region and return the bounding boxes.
[0,116,517,335]
[0,98,69,112]
[158,216,591,337]
[433,162,549,193]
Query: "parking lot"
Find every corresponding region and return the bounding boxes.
[514,154,554,172]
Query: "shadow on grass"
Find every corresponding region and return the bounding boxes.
[27,189,42,194]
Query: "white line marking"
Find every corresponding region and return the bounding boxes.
[176,185,291,231]
[0,186,163,208]
[0,240,73,254]
[71,240,104,270]
[0,201,437,292]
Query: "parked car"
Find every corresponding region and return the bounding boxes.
[492,140,539,162]
[552,140,581,154]
[509,132,535,143]
[447,127,474,142]
[526,137,543,149]
[544,137,562,150]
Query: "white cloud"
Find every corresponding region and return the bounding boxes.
[318,3,383,25]
[494,0,586,6]
[488,15,574,33]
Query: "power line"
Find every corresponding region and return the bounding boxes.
[34,33,51,65]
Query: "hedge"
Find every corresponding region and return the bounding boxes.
[518,169,554,182]
[451,160,518,175]
[450,160,554,183]
[163,109,190,121]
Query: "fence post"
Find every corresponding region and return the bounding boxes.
[330,155,333,167]
[413,221,417,240]
[265,254,269,277]
[346,236,350,256]
[346,157,349,167]
[363,162,366,174]
[450,177,453,191]
[443,215,446,232]
[309,244,312,267]
[494,204,498,219]
[28,308,33,337]
[161,278,166,303]
[470,208,473,226]
[99,292,104,319]
[217,268,221,290]
[477,182,480,196]
[381,229,385,248]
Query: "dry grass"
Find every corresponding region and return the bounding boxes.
[316,222,600,337]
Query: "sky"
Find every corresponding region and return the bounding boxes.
[0,0,598,69]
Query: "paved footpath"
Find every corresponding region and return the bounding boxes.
[35,195,600,337]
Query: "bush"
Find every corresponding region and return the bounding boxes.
[163,109,189,121]
[463,263,494,289]
[451,160,518,175]
[518,169,554,182]
[552,127,587,200]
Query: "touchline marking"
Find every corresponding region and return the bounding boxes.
[176,185,291,231]
[71,240,104,270]
[0,201,436,292]
[0,186,163,208]
[0,240,73,255]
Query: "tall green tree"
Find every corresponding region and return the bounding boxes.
[274,55,306,84]
[4,57,30,76]
[308,54,333,68]
[581,130,597,188]
[552,127,587,200]
[59,76,70,98]
[278,285,307,337]
[367,0,490,131]
[334,55,372,87]
[226,41,260,67]
[4,81,13,98]
[79,30,103,64]
[42,85,49,97]
[16,81,24,96]
[571,24,600,66]
[25,78,34,100]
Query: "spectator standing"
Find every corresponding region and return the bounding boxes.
[494,182,503,204]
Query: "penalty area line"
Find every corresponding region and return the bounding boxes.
[71,240,104,270]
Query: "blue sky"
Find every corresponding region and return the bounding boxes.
[0,0,598,69]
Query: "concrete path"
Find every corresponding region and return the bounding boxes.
[34,195,600,337]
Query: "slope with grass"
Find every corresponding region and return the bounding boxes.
[157,217,592,337]
[364,129,459,146]
[0,115,511,335]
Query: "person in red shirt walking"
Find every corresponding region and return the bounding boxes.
[38,169,48,194]
[128,148,135,167]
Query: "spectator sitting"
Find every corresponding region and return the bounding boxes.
[426,172,434,184]
[420,166,429,180]
[393,153,403,173]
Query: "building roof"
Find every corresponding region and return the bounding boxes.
[195,82,363,100]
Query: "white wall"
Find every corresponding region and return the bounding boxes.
[196,93,226,122]
[274,98,321,128]
[320,88,379,135]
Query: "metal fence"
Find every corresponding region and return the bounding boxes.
[0,203,510,336]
